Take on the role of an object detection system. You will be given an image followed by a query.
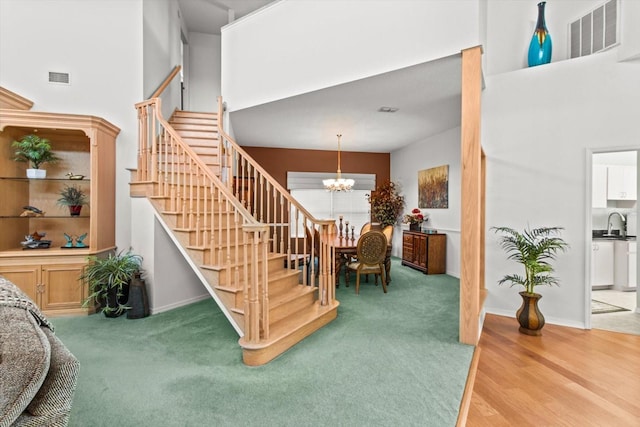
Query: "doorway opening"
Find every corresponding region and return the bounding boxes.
[589,150,640,335]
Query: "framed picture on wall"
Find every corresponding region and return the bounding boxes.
[418,165,449,208]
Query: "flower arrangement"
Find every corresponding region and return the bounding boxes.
[366,181,405,228]
[403,208,425,225]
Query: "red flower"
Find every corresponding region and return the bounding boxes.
[412,208,421,214]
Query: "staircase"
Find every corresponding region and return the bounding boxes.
[131,96,339,365]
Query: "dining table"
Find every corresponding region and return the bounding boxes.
[329,233,391,287]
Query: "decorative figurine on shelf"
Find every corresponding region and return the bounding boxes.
[63,233,74,248]
[20,205,45,217]
[66,172,85,180]
[20,232,51,249]
[75,233,87,248]
[62,232,88,248]
[339,215,344,237]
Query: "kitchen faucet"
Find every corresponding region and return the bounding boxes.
[607,211,626,237]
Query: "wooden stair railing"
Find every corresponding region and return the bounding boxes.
[133,87,338,365]
[215,96,337,307]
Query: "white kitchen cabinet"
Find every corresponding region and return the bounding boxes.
[614,240,637,291]
[607,166,637,200]
[592,240,614,289]
[592,165,608,208]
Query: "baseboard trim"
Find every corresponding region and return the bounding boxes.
[150,294,211,315]
[456,346,481,427]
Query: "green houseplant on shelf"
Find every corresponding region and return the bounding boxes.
[12,134,60,179]
[366,181,405,228]
[80,250,143,317]
[57,184,88,216]
[492,226,569,336]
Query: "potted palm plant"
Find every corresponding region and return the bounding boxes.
[57,184,88,216]
[492,226,569,335]
[12,134,60,178]
[80,250,143,317]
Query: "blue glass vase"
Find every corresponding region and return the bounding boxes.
[528,1,552,67]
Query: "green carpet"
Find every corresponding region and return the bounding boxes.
[52,258,474,426]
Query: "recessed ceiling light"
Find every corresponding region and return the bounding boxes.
[378,106,399,113]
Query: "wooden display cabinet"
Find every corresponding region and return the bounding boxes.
[0,89,119,315]
[401,230,446,274]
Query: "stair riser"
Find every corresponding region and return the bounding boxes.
[269,271,303,295]
[188,244,267,266]
[175,130,219,139]
[173,228,243,247]
[189,147,219,156]
[151,196,232,212]
[171,124,218,132]
[171,112,216,120]
[213,256,286,284]
[270,292,317,325]
[162,212,239,231]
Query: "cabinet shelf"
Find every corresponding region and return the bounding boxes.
[0,215,89,219]
[0,101,119,317]
[0,177,90,182]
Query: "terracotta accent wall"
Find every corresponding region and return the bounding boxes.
[241,146,390,188]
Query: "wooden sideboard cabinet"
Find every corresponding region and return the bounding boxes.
[0,87,119,315]
[401,231,446,274]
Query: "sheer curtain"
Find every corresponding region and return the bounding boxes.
[287,172,375,236]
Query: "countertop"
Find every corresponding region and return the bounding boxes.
[592,229,636,241]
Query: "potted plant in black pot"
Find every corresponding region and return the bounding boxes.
[57,184,88,216]
[492,226,568,335]
[80,250,143,317]
[12,134,61,179]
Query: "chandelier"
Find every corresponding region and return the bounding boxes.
[323,134,354,192]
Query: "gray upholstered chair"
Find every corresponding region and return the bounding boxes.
[0,276,80,426]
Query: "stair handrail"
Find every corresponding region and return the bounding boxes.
[150,65,181,99]
[135,95,271,345]
[216,96,337,307]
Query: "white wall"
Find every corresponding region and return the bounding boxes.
[0,0,144,252]
[485,0,610,76]
[143,0,183,119]
[483,48,640,328]
[186,32,221,112]
[619,0,640,62]
[391,127,462,278]
[221,0,480,111]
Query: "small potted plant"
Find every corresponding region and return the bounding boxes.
[12,134,60,178]
[80,250,143,317]
[57,184,88,216]
[403,208,425,231]
[492,226,569,335]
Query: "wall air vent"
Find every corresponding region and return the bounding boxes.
[48,71,70,85]
[378,107,399,113]
[570,0,619,59]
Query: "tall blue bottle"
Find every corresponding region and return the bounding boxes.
[528,2,552,67]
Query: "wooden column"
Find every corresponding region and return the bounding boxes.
[460,46,484,345]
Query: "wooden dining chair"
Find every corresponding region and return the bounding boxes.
[360,222,371,235]
[382,225,393,284]
[347,230,388,295]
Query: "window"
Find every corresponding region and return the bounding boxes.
[287,172,375,237]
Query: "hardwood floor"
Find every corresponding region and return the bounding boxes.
[465,314,640,426]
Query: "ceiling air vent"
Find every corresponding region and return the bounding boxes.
[570,0,618,59]
[48,71,70,85]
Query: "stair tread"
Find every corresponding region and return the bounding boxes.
[201,252,286,271]
[239,301,339,350]
[214,269,301,294]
